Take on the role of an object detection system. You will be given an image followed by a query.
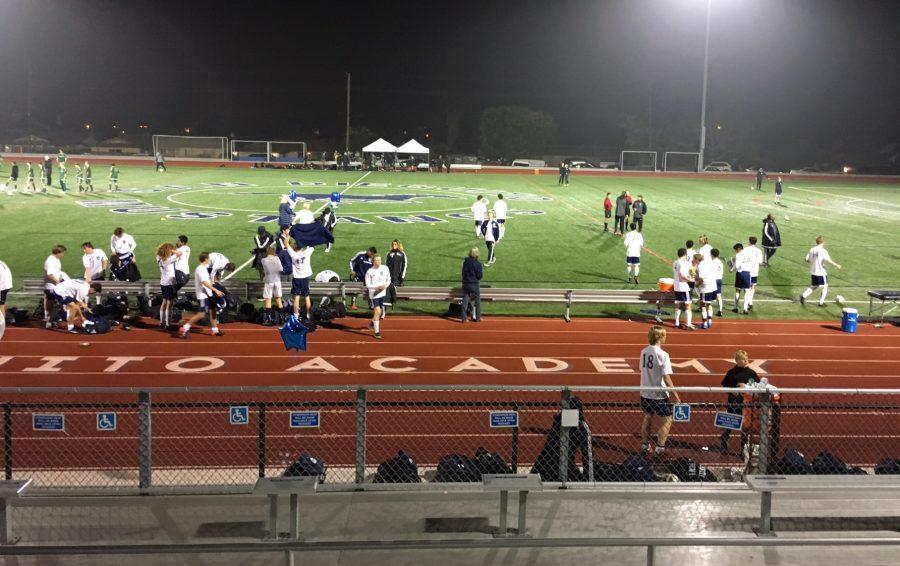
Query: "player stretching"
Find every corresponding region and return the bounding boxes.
[26,162,36,192]
[800,236,841,307]
[624,222,643,284]
[108,163,119,192]
[83,162,94,192]
[74,164,84,192]
[57,150,67,192]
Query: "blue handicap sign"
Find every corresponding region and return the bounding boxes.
[96,412,117,431]
[714,412,744,431]
[33,414,65,431]
[489,411,519,428]
[230,406,249,425]
[673,403,691,422]
[290,411,320,428]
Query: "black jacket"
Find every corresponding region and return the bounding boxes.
[615,196,629,216]
[762,219,781,248]
[386,250,407,285]
[632,200,647,219]
[461,257,483,285]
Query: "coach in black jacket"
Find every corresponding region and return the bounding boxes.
[632,195,648,232]
[762,214,782,266]
[460,247,483,323]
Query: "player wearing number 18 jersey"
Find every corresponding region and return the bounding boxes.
[639,326,681,457]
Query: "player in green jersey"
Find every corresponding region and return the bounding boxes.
[108,163,119,192]
[75,164,84,192]
[83,162,94,192]
[26,162,36,192]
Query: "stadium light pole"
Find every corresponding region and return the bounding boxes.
[345,73,351,153]
[697,0,712,172]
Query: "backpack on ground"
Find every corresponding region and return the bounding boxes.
[4,307,30,326]
[811,451,850,475]
[373,450,421,483]
[668,457,718,482]
[621,454,658,482]
[282,454,326,482]
[875,458,900,475]
[237,302,257,323]
[434,454,481,482]
[125,261,141,282]
[473,447,512,475]
[775,448,811,474]
[311,306,335,325]
[83,315,113,334]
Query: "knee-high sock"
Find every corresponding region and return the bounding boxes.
[634,265,640,277]
[744,288,754,310]
[626,265,632,276]
[819,284,828,304]
[675,307,682,326]
[716,294,724,313]
[801,287,813,299]
[734,291,741,309]
[373,319,380,333]
[685,306,693,326]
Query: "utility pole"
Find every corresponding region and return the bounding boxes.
[345,73,351,153]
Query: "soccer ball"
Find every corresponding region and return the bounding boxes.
[835,295,845,305]
[717,204,724,210]
[784,215,790,221]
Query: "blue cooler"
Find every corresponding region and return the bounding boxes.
[841,308,858,333]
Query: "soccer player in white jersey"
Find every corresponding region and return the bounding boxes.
[697,254,719,329]
[710,248,725,317]
[365,254,392,340]
[639,325,681,457]
[471,195,488,237]
[730,243,753,314]
[286,243,314,319]
[623,222,643,284]
[800,236,841,306]
[43,245,67,328]
[178,252,225,339]
[174,235,191,291]
[672,248,695,329]
[745,236,764,311]
[81,242,109,282]
[492,194,508,239]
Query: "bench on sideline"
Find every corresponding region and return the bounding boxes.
[745,474,900,535]
[21,279,669,321]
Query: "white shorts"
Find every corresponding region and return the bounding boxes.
[263,281,283,300]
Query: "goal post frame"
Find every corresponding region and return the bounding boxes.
[619,150,658,172]
[662,151,701,172]
[152,135,228,160]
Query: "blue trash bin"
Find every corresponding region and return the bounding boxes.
[841,308,858,333]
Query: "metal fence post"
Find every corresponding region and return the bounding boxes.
[559,388,571,487]
[758,392,771,475]
[511,402,520,471]
[355,388,367,485]
[3,404,11,480]
[138,391,152,490]
[258,403,267,478]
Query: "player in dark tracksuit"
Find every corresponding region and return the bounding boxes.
[761,214,782,266]
[632,195,647,232]
[348,247,375,309]
[6,162,18,194]
[755,168,767,191]
[384,240,407,316]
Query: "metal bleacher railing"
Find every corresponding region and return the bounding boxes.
[2,385,898,493]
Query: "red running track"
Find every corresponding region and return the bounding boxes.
[1,316,898,475]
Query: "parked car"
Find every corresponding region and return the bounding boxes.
[595,162,619,170]
[564,159,597,169]
[789,167,821,174]
[511,159,547,167]
[703,161,733,172]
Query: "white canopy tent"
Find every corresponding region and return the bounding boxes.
[361,138,397,153]
[395,139,429,155]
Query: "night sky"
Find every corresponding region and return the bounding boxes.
[1,0,898,166]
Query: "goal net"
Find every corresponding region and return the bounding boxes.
[620,150,657,172]
[231,140,307,163]
[663,152,700,172]
[153,135,228,159]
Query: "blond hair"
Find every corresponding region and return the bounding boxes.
[734,350,749,363]
[648,325,666,345]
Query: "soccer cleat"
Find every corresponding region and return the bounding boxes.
[45,321,53,329]
[748,305,754,311]
[799,295,806,306]
[177,329,189,339]
[742,310,749,315]
[67,328,79,334]
[818,302,826,307]
[212,329,224,337]
[374,332,382,340]
[717,311,724,317]
[683,324,696,330]
[731,308,739,313]
[634,278,639,284]
[627,276,632,284]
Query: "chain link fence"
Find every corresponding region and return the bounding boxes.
[2,386,898,492]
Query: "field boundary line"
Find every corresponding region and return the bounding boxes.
[223,171,371,281]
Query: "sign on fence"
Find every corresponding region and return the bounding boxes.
[673,403,691,422]
[289,411,320,428]
[714,412,744,430]
[96,412,117,431]
[489,411,519,428]
[230,406,249,425]
[32,414,65,431]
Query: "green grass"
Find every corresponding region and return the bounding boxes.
[2,162,898,319]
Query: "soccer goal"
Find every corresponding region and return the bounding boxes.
[663,152,701,172]
[230,140,307,163]
[153,135,228,159]
[620,150,658,172]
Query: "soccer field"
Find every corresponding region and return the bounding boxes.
[1,163,898,319]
